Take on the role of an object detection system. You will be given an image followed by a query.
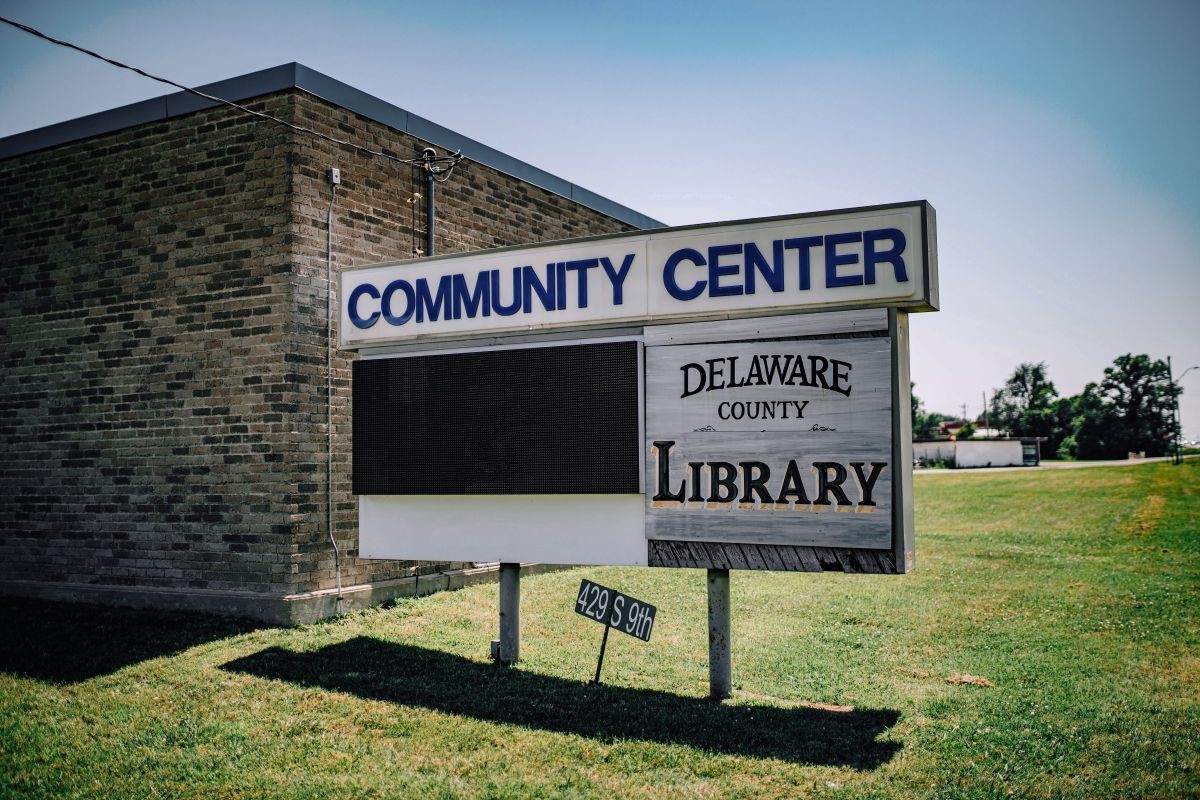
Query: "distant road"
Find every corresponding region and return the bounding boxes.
[914,455,1195,475]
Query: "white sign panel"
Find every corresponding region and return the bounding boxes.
[359,494,647,566]
[340,202,936,348]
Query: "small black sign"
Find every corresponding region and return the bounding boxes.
[575,579,656,642]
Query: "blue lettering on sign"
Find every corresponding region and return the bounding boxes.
[662,248,707,301]
[600,254,634,305]
[452,272,490,319]
[824,231,863,288]
[745,241,784,294]
[864,228,908,283]
[491,267,523,317]
[522,264,555,314]
[660,228,908,301]
[347,230,912,330]
[382,279,415,326]
[348,283,381,329]
[784,236,822,291]
[348,252,639,329]
[564,258,598,308]
[416,274,452,322]
[708,243,743,298]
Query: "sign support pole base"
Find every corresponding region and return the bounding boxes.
[707,568,732,700]
[591,623,611,685]
[497,562,520,665]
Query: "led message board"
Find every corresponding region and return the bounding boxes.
[352,341,641,495]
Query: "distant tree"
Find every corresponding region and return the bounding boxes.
[1056,355,1179,459]
[957,421,976,440]
[924,412,951,440]
[1096,354,1179,457]
[1052,394,1084,460]
[990,362,1060,456]
[911,383,951,441]
[1058,383,1114,460]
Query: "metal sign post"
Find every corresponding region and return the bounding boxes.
[707,568,732,700]
[497,562,521,665]
[592,621,612,684]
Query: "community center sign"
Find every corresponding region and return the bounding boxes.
[341,203,936,346]
[343,202,936,574]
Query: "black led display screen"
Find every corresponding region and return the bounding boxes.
[352,341,641,495]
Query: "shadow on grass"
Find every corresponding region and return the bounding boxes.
[222,636,902,768]
[0,596,261,684]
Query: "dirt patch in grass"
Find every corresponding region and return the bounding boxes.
[1119,493,1167,535]
[734,690,856,712]
[946,674,995,687]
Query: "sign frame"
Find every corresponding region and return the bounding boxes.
[346,201,934,576]
[354,307,914,574]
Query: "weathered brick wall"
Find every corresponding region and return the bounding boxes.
[0,87,639,611]
[285,93,638,593]
[1,94,297,595]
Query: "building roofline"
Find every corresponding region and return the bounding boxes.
[0,62,664,230]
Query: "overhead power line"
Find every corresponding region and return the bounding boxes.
[0,15,465,174]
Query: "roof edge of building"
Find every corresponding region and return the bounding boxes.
[0,62,665,230]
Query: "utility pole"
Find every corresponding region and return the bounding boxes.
[1170,356,1178,464]
[1171,360,1199,465]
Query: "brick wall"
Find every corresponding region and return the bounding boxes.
[0,88,638,616]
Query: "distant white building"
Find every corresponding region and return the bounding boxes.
[913,439,1041,468]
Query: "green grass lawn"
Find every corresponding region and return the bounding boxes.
[2,461,1197,799]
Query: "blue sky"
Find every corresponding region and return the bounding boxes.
[2,0,1199,436]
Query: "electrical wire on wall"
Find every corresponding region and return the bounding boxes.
[422,148,438,257]
[0,15,465,175]
[326,174,344,615]
[2,13,467,259]
[408,162,423,257]
[423,146,465,257]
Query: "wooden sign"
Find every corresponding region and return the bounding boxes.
[646,337,892,549]
[642,309,913,574]
[343,205,932,691]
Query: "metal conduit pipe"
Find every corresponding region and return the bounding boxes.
[326,172,344,615]
[422,147,436,257]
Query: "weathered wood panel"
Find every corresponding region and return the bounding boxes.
[645,337,894,550]
[646,540,898,573]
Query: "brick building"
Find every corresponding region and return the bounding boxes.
[0,63,661,624]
